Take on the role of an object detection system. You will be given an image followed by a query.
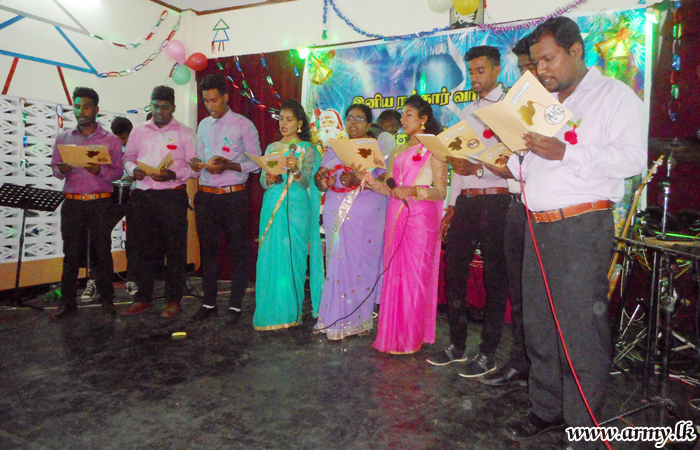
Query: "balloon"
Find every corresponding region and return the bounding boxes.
[165,40,186,64]
[453,0,479,16]
[171,64,191,85]
[427,0,453,14]
[185,52,208,72]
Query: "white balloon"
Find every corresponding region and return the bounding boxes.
[427,0,453,14]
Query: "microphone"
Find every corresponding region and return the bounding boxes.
[287,143,299,174]
[386,177,408,207]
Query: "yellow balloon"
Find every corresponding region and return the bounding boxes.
[454,0,479,16]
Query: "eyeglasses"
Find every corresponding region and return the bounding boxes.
[150,102,173,112]
[346,115,367,123]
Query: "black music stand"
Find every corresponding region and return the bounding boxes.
[0,183,64,310]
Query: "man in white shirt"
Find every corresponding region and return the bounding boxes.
[426,46,511,380]
[503,18,647,449]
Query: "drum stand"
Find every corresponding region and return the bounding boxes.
[603,238,700,427]
[0,183,64,310]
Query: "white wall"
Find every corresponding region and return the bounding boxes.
[0,0,195,123]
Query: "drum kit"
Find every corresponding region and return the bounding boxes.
[605,137,700,427]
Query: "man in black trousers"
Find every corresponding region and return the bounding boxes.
[189,74,261,323]
[478,36,537,388]
[426,46,511,379]
[50,87,123,320]
[503,18,646,449]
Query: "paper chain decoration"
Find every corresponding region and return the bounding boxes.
[96,15,182,78]
[215,54,288,116]
[668,0,682,122]
[0,4,177,77]
[91,10,170,50]
[322,0,591,41]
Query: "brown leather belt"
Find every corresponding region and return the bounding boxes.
[198,184,245,194]
[531,200,613,223]
[65,192,111,201]
[461,187,510,197]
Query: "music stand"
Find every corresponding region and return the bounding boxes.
[0,183,64,310]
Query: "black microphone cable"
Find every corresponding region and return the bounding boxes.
[286,143,302,328]
[314,177,411,332]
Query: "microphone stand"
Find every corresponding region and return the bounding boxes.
[659,148,674,240]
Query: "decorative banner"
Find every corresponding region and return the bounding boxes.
[302,7,648,232]
[304,8,646,142]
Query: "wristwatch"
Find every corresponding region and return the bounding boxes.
[475,165,484,178]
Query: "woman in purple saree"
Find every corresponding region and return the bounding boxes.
[363,95,447,354]
[313,104,387,340]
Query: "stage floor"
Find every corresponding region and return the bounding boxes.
[0,280,697,450]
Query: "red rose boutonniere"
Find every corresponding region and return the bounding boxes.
[564,119,582,145]
[166,138,177,150]
[412,146,423,161]
[222,137,232,153]
[483,128,494,139]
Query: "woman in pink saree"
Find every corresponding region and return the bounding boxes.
[362,95,447,354]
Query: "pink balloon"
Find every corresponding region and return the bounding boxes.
[165,40,186,64]
[185,52,208,72]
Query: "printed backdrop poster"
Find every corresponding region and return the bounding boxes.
[302,7,648,234]
[303,8,646,147]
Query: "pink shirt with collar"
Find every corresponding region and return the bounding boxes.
[124,118,199,190]
[51,124,123,194]
[507,67,647,212]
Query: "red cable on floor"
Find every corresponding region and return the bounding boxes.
[519,162,613,450]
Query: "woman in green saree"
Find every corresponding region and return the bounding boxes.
[253,99,323,330]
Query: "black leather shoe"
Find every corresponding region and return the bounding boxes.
[503,412,565,441]
[479,365,528,387]
[223,307,241,324]
[192,305,218,321]
[49,303,78,322]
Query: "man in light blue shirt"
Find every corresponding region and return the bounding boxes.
[190,74,261,323]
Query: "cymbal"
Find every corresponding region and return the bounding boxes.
[649,137,700,161]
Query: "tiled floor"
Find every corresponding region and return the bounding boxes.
[0,279,697,450]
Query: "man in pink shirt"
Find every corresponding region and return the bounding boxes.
[503,18,647,449]
[121,86,199,318]
[50,87,123,320]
